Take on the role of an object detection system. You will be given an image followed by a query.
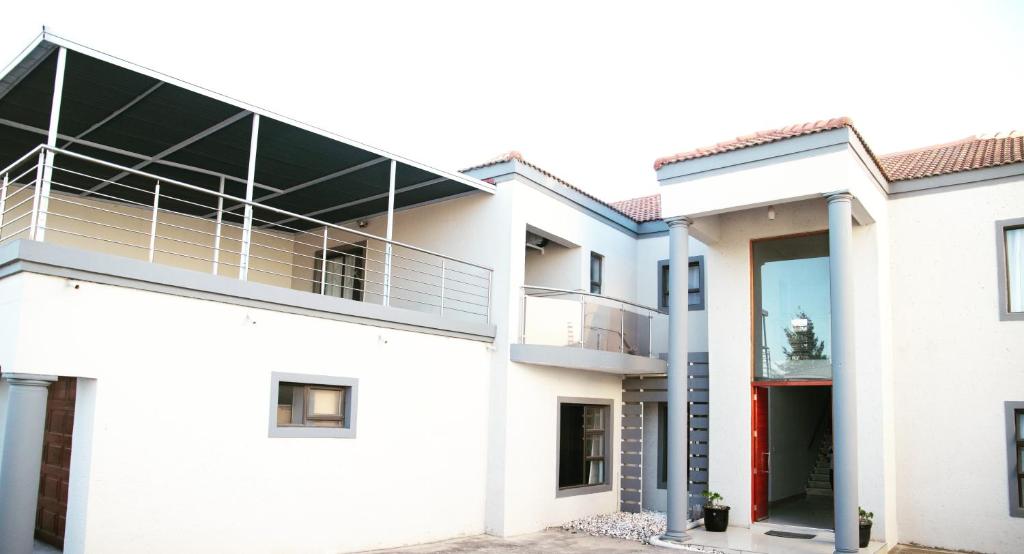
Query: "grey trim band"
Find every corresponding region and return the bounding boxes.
[996,218,1024,321]
[0,240,496,341]
[268,372,359,439]
[510,344,667,374]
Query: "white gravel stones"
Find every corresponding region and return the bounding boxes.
[561,512,726,552]
[562,510,666,543]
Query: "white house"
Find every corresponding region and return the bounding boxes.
[0,32,1022,554]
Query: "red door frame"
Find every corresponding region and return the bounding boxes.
[750,380,831,523]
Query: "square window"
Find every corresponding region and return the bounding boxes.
[557,399,612,497]
[270,373,357,438]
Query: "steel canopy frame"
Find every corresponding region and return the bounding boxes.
[23,30,495,196]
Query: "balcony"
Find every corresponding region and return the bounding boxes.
[512,285,668,374]
[0,145,493,337]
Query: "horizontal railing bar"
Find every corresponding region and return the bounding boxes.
[0,210,32,228]
[523,285,665,314]
[7,164,41,186]
[1,194,38,217]
[45,146,493,272]
[4,179,39,199]
[46,212,151,238]
[0,225,32,241]
[0,145,44,178]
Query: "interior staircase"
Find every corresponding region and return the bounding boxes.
[806,425,833,496]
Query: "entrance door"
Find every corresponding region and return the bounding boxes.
[35,377,77,549]
[751,385,769,521]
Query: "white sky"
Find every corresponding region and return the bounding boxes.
[3,1,1022,202]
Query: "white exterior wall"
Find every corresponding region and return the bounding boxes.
[2,272,492,554]
[888,176,1024,553]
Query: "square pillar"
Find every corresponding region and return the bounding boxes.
[0,373,58,554]
[827,193,859,553]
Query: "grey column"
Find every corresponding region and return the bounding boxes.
[663,216,691,540]
[827,193,859,553]
[0,373,57,554]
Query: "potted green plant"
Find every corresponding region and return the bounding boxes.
[701,490,730,532]
[858,507,873,548]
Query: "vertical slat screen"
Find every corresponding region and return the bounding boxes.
[620,352,710,517]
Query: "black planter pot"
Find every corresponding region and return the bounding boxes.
[859,522,872,548]
[703,506,730,532]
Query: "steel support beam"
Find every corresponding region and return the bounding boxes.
[60,81,164,148]
[85,109,251,194]
[662,216,692,542]
[258,175,444,229]
[382,160,396,306]
[0,117,281,194]
[828,192,859,553]
[238,114,260,280]
[35,47,66,242]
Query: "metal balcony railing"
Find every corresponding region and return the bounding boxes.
[520,285,668,358]
[0,145,492,323]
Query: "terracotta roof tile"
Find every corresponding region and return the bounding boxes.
[654,117,854,170]
[464,151,658,223]
[878,132,1024,181]
[610,194,661,223]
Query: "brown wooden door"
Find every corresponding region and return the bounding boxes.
[751,385,769,522]
[35,377,76,549]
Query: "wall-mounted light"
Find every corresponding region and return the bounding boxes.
[357,220,369,228]
[768,205,776,220]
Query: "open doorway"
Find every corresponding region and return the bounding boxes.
[752,383,833,530]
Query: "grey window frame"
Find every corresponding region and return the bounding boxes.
[657,402,668,489]
[658,255,705,312]
[996,218,1024,321]
[590,252,604,294]
[312,241,367,301]
[1006,401,1024,517]
[556,396,613,498]
[269,372,358,438]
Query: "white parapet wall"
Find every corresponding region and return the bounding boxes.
[1,271,493,554]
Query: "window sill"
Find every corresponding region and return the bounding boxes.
[269,426,356,439]
[556,482,612,498]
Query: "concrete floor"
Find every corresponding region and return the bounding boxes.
[364,526,890,554]
[763,495,834,530]
[365,530,655,553]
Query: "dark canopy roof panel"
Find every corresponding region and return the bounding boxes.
[0,32,492,230]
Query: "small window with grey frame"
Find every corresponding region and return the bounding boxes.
[1008,402,1024,517]
[997,218,1024,320]
[269,373,357,438]
[658,255,705,311]
[557,399,611,496]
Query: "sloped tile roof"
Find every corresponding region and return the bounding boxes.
[610,193,661,223]
[654,117,854,170]
[464,151,654,223]
[878,132,1024,181]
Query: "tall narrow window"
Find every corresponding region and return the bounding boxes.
[314,242,366,301]
[1007,402,1024,517]
[753,233,831,381]
[658,256,704,311]
[998,219,1024,320]
[557,399,611,496]
[590,252,603,294]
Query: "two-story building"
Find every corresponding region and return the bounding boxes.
[0,31,1022,554]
